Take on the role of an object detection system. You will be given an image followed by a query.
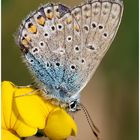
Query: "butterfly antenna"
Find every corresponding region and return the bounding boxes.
[80,103,100,140]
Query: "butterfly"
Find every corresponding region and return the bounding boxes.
[16,0,123,112]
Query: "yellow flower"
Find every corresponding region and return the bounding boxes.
[1,81,77,140]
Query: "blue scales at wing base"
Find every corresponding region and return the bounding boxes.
[25,52,82,103]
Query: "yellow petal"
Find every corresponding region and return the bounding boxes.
[14,87,50,129]
[2,81,15,129]
[44,108,77,140]
[1,81,78,140]
[2,129,20,140]
[13,119,37,137]
[1,112,6,129]
[10,106,19,129]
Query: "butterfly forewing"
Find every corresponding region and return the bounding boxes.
[17,0,123,105]
[75,0,123,91]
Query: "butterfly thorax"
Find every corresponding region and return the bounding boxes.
[41,88,80,112]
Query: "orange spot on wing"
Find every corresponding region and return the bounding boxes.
[46,13,53,20]
[37,16,45,25]
[28,25,37,33]
[22,38,28,47]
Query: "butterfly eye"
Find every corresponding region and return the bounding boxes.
[70,102,76,109]
[69,100,78,111]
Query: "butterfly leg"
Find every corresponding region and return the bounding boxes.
[14,89,40,98]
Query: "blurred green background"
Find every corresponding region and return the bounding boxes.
[2,0,138,140]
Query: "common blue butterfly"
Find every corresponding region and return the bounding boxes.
[16,0,123,112]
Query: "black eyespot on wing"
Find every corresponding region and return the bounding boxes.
[67,36,72,42]
[84,25,89,31]
[56,8,59,12]
[86,45,95,50]
[40,42,43,46]
[71,65,76,70]
[75,46,79,51]
[103,32,108,37]
[47,62,50,67]
[68,37,72,40]
[81,59,85,63]
[33,48,38,53]
[40,41,44,46]
[30,59,34,63]
[99,25,103,29]
[58,24,63,29]
[28,23,33,28]
[92,23,96,28]
[44,33,48,37]
[37,15,42,19]
[51,26,55,30]
[56,62,60,66]
[47,9,52,13]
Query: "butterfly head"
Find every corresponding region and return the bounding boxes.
[68,99,80,112]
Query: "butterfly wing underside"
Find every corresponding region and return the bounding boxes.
[17,0,123,105]
[71,0,124,91]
